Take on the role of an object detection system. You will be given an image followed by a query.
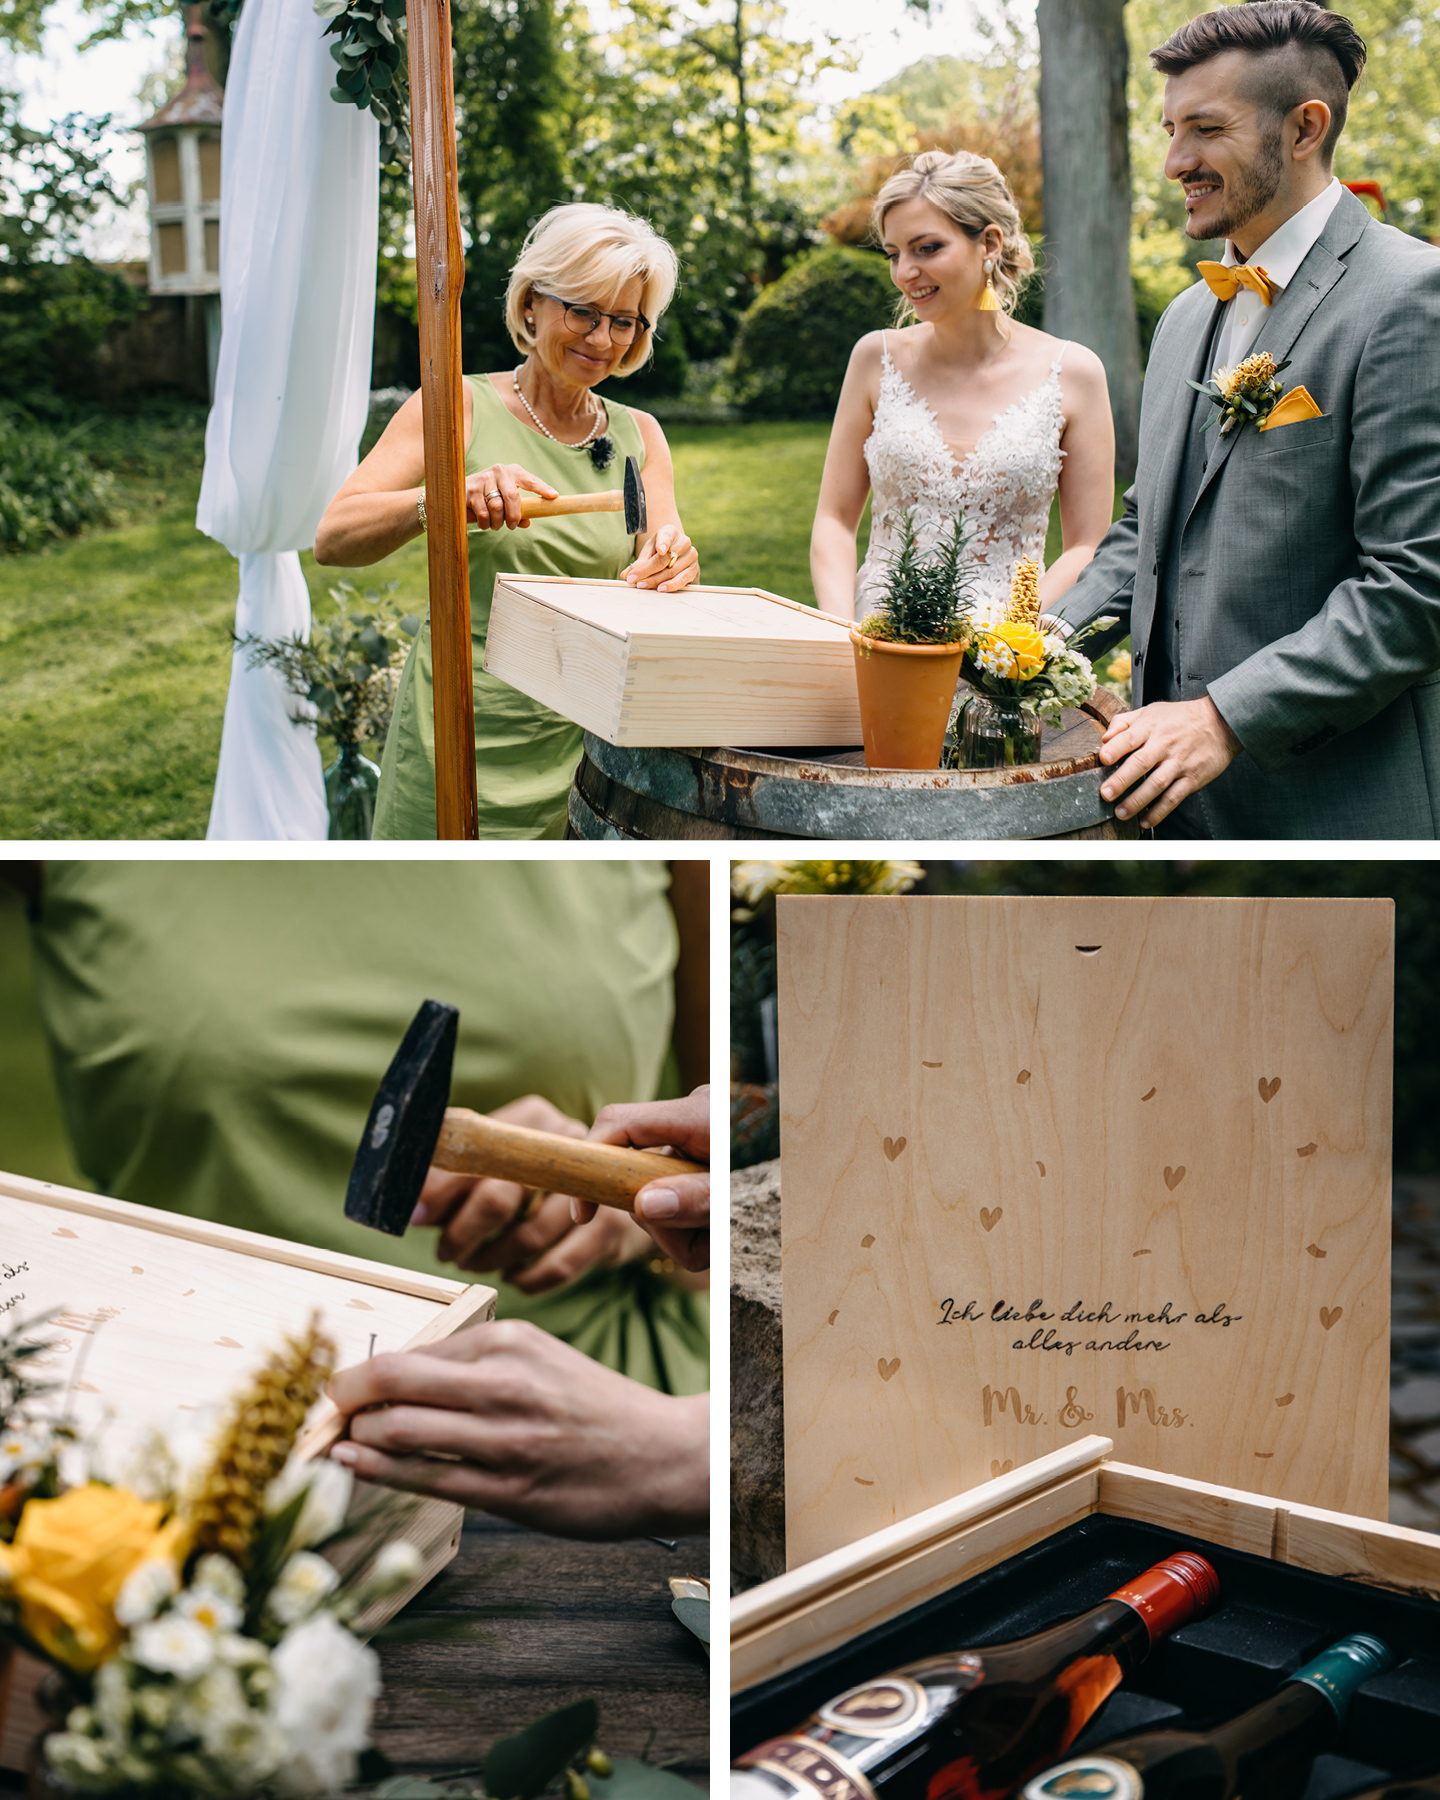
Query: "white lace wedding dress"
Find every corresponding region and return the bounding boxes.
[853,333,1069,630]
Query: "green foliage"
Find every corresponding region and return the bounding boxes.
[316,0,410,167]
[237,580,416,748]
[729,244,893,419]
[0,92,144,407]
[485,1698,599,1800]
[860,508,974,646]
[0,412,117,551]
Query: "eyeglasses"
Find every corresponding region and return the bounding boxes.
[534,293,650,345]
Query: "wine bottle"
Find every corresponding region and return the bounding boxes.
[732,1552,1219,1800]
[1020,1631,1395,1799]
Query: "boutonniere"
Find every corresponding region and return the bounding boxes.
[1187,350,1293,437]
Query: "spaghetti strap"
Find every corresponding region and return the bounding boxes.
[1050,341,1069,376]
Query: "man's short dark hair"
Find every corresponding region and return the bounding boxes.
[1151,2,1368,162]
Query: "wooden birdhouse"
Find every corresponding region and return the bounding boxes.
[138,3,224,298]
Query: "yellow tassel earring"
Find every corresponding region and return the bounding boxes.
[976,258,1000,313]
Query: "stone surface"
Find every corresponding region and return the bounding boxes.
[732,1156,784,1592]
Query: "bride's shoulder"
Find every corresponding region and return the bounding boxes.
[1017,325,1107,391]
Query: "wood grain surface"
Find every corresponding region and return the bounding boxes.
[776,896,1394,1568]
[483,577,862,748]
[372,1513,710,1785]
[407,0,477,839]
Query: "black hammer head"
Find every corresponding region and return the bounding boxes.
[623,454,647,537]
[345,999,458,1235]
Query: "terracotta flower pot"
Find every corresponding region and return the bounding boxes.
[849,630,967,770]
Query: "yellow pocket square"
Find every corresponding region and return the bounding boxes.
[1259,385,1324,431]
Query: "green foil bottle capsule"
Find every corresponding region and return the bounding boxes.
[1021,1632,1396,1800]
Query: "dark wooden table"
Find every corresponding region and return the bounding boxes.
[372,1512,711,1787]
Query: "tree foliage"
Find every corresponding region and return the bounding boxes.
[729,242,893,418]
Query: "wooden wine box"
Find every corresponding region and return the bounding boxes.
[0,1168,495,1769]
[731,1440,1440,1795]
[482,574,862,747]
[775,896,1394,1570]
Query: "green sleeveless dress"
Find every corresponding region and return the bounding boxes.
[373,376,646,840]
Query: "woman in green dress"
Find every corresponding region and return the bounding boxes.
[315,203,699,839]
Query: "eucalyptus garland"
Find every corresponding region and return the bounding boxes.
[314,0,410,167]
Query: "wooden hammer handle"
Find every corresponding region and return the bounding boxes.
[432,1109,706,1212]
[516,490,623,519]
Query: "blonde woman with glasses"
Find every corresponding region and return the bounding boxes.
[316,203,699,839]
[811,150,1116,638]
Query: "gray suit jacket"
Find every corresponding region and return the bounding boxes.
[1056,187,1440,838]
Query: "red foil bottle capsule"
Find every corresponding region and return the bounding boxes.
[732,1553,1220,1800]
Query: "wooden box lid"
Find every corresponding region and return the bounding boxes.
[483,575,861,747]
[776,896,1394,1568]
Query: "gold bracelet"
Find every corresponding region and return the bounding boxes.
[416,488,427,531]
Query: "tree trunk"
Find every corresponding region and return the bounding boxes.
[1037,0,1142,482]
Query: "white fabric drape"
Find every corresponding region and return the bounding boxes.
[198,0,379,840]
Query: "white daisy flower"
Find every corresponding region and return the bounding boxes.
[267,1552,340,1626]
[131,1614,215,1680]
[191,1553,246,1607]
[115,1557,178,1627]
[176,1584,243,1634]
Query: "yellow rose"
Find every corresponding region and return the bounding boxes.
[1108,651,1132,681]
[993,621,1047,681]
[0,1485,189,1670]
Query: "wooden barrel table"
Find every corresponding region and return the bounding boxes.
[568,699,1139,841]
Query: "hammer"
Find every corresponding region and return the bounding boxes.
[345,1000,705,1236]
[469,454,647,535]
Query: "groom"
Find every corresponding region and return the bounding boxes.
[1055,0,1440,838]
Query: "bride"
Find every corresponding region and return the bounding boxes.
[811,149,1116,635]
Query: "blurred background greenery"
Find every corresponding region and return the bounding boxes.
[0,882,87,1186]
[731,859,1440,1171]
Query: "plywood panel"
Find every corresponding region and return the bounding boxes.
[777,897,1393,1567]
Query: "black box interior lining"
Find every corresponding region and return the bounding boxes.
[731,1514,1440,1800]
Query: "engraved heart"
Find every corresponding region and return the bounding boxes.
[1141,1087,1157,1102]
[980,1207,1002,1232]
[1276,1393,1295,1407]
[883,1136,906,1162]
[1297,1143,1317,1158]
[216,1336,242,1348]
[52,1228,76,1238]
[1320,1306,1342,1331]
[828,1310,840,1326]
[130,1266,143,1274]
[861,1233,875,1249]
[1163,1165,1186,1191]
[1306,1243,1327,1259]
[1259,1076,1281,1103]
[878,1357,901,1382]
[346,1298,374,1310]
[1016,1070,1031,1085]
[72,1381,98,1394]
[990,1460,1014,1478]
[182,1288,195,1296]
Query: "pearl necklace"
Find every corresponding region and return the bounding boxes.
[512,367,606,449]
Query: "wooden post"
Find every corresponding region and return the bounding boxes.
[406,0,477,838]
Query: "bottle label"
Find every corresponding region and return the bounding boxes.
[735,1739,879,1800]
[1021,1756,1143,1798]
[816,1676,928,1738]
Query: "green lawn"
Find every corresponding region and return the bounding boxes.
[0,414,1115,839]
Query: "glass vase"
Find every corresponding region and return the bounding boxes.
[324,744,381,841]
[957,693,1042,770]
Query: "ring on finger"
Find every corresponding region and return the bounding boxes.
[485,489,502,501]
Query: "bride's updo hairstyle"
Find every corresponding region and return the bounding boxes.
[507,202,680,378]
[872,150,1035,321]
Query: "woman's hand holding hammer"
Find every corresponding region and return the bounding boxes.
[465,462,559,531]
[573,1086,709,1272]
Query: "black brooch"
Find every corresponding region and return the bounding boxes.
[588,435,616,472]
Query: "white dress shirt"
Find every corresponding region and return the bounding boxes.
[1213,177,1345,372]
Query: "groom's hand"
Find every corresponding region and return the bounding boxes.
[1098,697,1242,826]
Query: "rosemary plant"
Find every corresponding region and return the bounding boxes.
[859,509,976,646]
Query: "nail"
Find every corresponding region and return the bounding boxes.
[1101,786,1113,800]
[409,1203,428,1225]
[1116,807,1129,819]
[570,1198,581,1222]
[637,1188,680,1220]
[329,1443,358,1465]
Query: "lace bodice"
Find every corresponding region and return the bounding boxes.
[855,334,1068,626]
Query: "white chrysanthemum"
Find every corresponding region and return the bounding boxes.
[191,1553,246,1608]
[0,1425,48,1485]
[171,1662,248,1749]
[366,1539,424,1598]
[131,1614,215,1680]
[270,1613,381,1796]
[176,1583,243,1634]
[267,1551,340,1625]
[265,1457,353,1550]
[92,1661,132,1734]
[115,1557,179,1627]
[217,1632,271,1669]
[201,1709,287,1787]
[45,1731,117,1787]
[134,1682,176,1731]
[970,592,1007,630]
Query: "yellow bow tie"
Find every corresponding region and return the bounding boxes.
[1197,261,1276,305]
